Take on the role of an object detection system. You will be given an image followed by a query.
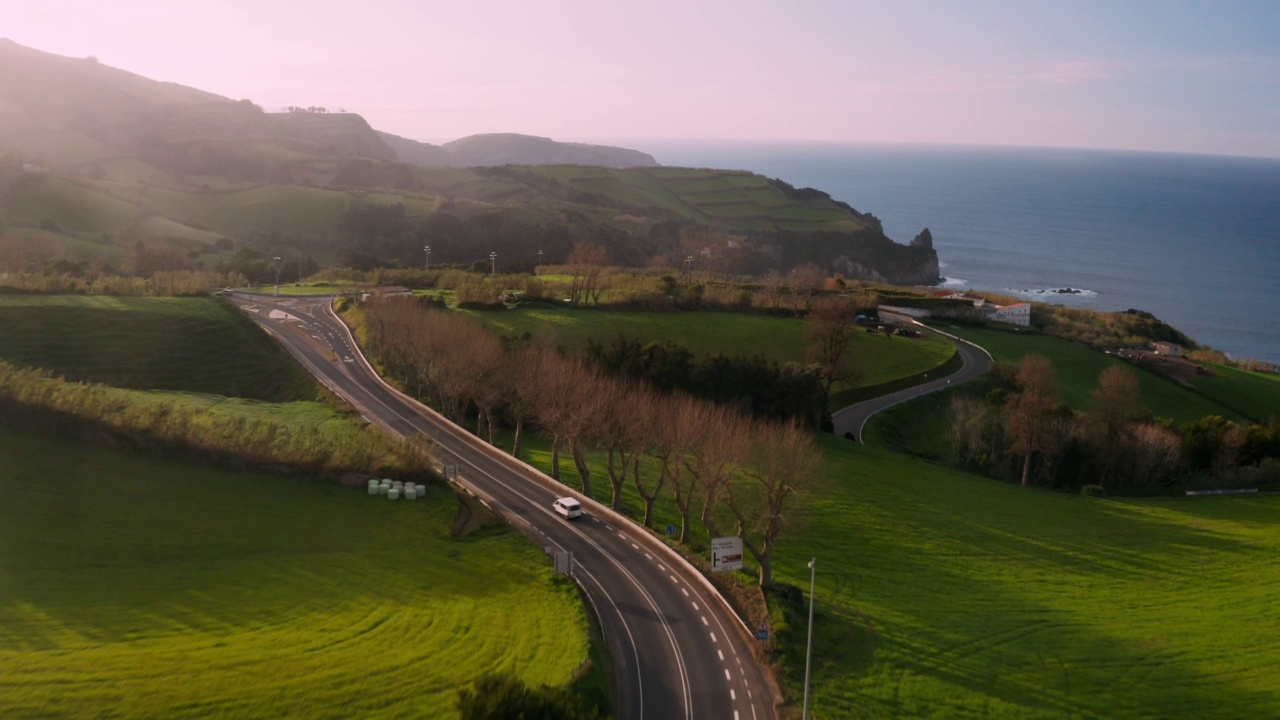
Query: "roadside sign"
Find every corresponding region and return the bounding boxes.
[757,628,769,641]
[554,551,574,575]
[711,536,744,572]
[666,524,675,536]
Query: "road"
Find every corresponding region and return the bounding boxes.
[230,293,776,720]
[832,312,993,441]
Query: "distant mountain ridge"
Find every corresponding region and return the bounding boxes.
[0,38,939,286]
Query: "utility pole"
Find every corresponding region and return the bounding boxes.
[273,256,282,297]
[424,245,431,271]
[489,251,497,276]
[803,557,816,720]
[297,250,302,284]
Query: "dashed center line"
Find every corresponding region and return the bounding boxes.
[723,668,731,680]
[631,543,639,550]
[701,616,709,626]
[691,602,699,611]
[730,689,736,701]
[717,649,724,661]
[680,588,689,597]
[710,632,718,643]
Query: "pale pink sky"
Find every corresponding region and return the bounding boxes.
[7,0,1279,157]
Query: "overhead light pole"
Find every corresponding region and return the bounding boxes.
[424,245,431,271]
[489,251,497,276]
[273,256,282,297]
[802,557,816,720]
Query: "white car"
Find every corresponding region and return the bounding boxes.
[552,497,583,520]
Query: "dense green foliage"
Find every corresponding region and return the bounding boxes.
[582,336,826,426]
[456,674,607,720]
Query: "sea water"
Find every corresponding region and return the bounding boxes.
[636,141,1280,365]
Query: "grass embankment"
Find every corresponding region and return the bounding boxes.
[0,430,587,719]
[467,305,956,391]
[928,322,1243,423]
[1190,363,1280,423]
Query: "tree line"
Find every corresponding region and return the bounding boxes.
[357,297,822,585]
[948,356,1280,492]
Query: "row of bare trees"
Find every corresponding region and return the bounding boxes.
[358,297,822,584]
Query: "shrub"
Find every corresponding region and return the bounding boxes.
[1081,484,1108,498]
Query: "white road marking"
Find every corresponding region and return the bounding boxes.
[605,524,614,531]
[645,553,652,559]
[681,588,689,597]
[701,616,709,626]
[631,543,639,550]
[691,602,699,611]
[710,632,718,643]
[734,712,740,720]
[730,689,736,700]
[670,575,679,583]
[724,668,731,680]
[718,650,724,661]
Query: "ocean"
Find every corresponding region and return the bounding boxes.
[634,141,1280,365]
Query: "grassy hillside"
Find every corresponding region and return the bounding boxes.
[0,429,588,719]
[0,295,314,402]
[1191,363,1280,423]
[766,438,1280,719]
[930,322,1240,423]
[465,305,955,389]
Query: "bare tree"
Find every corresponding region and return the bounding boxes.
[567,242,607,306]
[759,270,787,311]
[1005,354,1063,487]
[1083,365,1144,487]
[630,388,672,527]
[788,263,826,313]
[727,420,821,586]
[804,297,863,398]
[684,403,750,540]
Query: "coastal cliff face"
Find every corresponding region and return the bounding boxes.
[835,250,941,286]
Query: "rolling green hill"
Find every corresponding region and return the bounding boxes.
[0,39,938,283]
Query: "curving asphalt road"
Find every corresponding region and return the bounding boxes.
[832,312,993,442]
[230,293,776,720]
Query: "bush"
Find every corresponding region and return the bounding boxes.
[1081,484,1108,498]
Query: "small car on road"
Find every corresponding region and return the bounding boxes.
[553,497,583,520]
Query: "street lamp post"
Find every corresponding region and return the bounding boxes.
[803,557,816,720]
[272,256,282,297]
[489,251,497,276]
[424,245,431,271]
[684,255,693,286]
[537,249,543,267]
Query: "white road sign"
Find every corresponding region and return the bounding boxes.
[711,536,743,572]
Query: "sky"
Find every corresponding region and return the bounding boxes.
[6,0,1279,157]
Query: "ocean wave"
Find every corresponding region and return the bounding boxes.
[941,276,968,287]
[1006,286,1098,298]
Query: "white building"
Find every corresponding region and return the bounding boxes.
[985,302,1031,327]
[1152,341,1182,357]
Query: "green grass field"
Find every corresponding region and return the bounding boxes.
[0,295,315,402]
[467,306,956,390]
[931,322,1240,423]
[762,437,1280,719]
[0,429,588,719]
[1192,363,1280,423]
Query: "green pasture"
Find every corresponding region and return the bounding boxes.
[931,323,1238,423]
[1192,363,1280,423]
[0,429,588,720]
[764,437,1280,719]
[465,306,955,389]
[9,175,143,234]
[0,295,314,402]
[0,228,128,266]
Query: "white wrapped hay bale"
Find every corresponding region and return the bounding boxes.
[392,481,403,490]
[367,480,380,496]
[378,483,389,496]
[388,488,400,500]
[405,487,418,500]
